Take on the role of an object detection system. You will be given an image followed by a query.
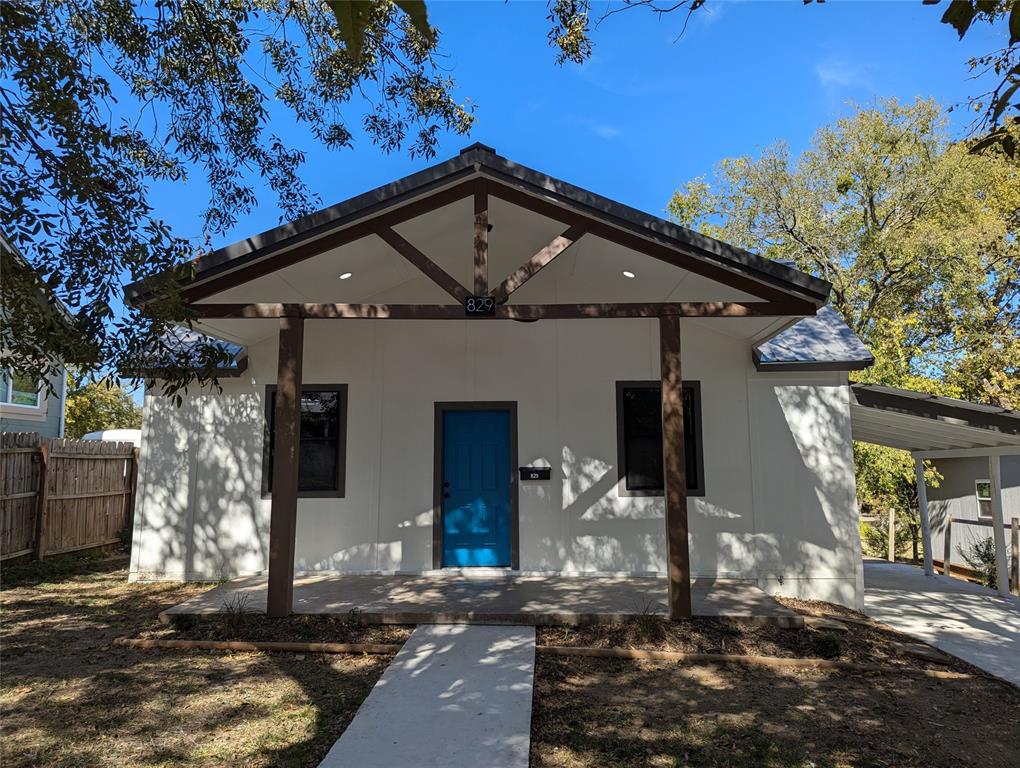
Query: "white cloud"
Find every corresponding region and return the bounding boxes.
[592,124,622,139]
[816,58,871,90]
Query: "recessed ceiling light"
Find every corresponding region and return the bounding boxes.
[338,272,353,280]
[622,270,636,278]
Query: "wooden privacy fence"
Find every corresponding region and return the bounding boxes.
[0,432,139,561]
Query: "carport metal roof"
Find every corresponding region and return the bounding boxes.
[850,383,1019,596]
[850,383,1020,453]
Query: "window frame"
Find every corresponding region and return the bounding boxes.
[615,380,706,498]
[261,383,348,499]
[0,369,43,410]
[975,479,992,519]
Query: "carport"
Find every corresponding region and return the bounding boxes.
[850,383,1020,596]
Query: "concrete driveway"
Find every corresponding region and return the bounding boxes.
[863,559,1020,687]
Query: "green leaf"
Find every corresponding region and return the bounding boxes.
[1010,1,1020,45]
[394,0,435,45]
[326,0,374,61]
[941,0,977,39]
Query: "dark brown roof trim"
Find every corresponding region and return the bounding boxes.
[126,144,831,306]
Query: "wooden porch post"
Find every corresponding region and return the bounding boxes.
[659,313,692,619]
[914,458,934,576]
[267,316,304,618]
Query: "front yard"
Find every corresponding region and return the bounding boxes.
[0,554,394,768]
[3,554,1019,768]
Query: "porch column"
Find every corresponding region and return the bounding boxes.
[914,457,934,576]
[988,454,1010,596]
[659,313,692,619]
[267,316,304,618]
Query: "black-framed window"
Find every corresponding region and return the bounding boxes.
[615,381,705,497]
[263,384,347,498]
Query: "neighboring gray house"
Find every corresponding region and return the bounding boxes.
[927,455,1020,573]
[0,236,68,438]
[0,366,66,438]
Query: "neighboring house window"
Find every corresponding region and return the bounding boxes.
[616,381,705,497]
[263,385,348,497]
[0,370,42,408]
[975,479,992,518]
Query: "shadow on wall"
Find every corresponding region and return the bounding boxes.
[747,383,859,606]
[135,379,860,608]
[134,391,268,580]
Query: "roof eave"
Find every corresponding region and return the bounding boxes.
[126,144,831,308]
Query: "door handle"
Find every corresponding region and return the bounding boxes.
[443,481,450,488]
[443,492,451,499]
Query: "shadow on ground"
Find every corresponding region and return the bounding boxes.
[1,554,387,768]
[531,654,1020,768]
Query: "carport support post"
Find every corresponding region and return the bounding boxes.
[988,455,1009,597]
[660,313,692,619]
[913,458,934,576]
[267,316,304,618]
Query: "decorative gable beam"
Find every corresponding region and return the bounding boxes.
[178,180,478,302]
[375,226,472,304]
[484,179,808,304]
[491,224,587,305]
[474,181,488,295]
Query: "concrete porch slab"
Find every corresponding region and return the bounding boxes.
[159,573,803,627]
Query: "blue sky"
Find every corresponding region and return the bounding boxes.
[146,0,1004,248]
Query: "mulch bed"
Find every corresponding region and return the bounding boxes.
[537,612,981,676]
[136,613,414,646]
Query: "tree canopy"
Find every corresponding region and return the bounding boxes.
[668,97,1019,408]
[666,96,1018,541]
[64,375,142,439]
[1,0,473,397]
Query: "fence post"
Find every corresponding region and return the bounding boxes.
[887,510,895,562]
[32,441,50,560]
[943,519,952,578]
[1011,517,1019,597]
[127,447,140,534]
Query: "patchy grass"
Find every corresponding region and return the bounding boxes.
[531,654,1020,768]
[1,553,393,768]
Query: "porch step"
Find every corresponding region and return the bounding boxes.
[317,624,535,768]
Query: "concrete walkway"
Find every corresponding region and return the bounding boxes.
[318,624,535,768]
[863,559,1020,687]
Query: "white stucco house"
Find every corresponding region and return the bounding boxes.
[126,144,875,616]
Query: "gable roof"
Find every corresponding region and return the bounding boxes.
[125,143,832,307]
[753,306,874,372]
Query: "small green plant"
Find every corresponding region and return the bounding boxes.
[810,631,841,659]
[959,537,998,588]
[221,593,253,635]
[169,613,196,631]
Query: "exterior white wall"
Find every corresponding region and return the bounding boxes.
[130,319,863,608]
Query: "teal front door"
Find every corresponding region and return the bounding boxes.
[441,409,512,567]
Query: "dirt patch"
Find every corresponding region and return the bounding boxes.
[536,613,976,675]
[531,654,1020,768]
[1,552,391,768]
